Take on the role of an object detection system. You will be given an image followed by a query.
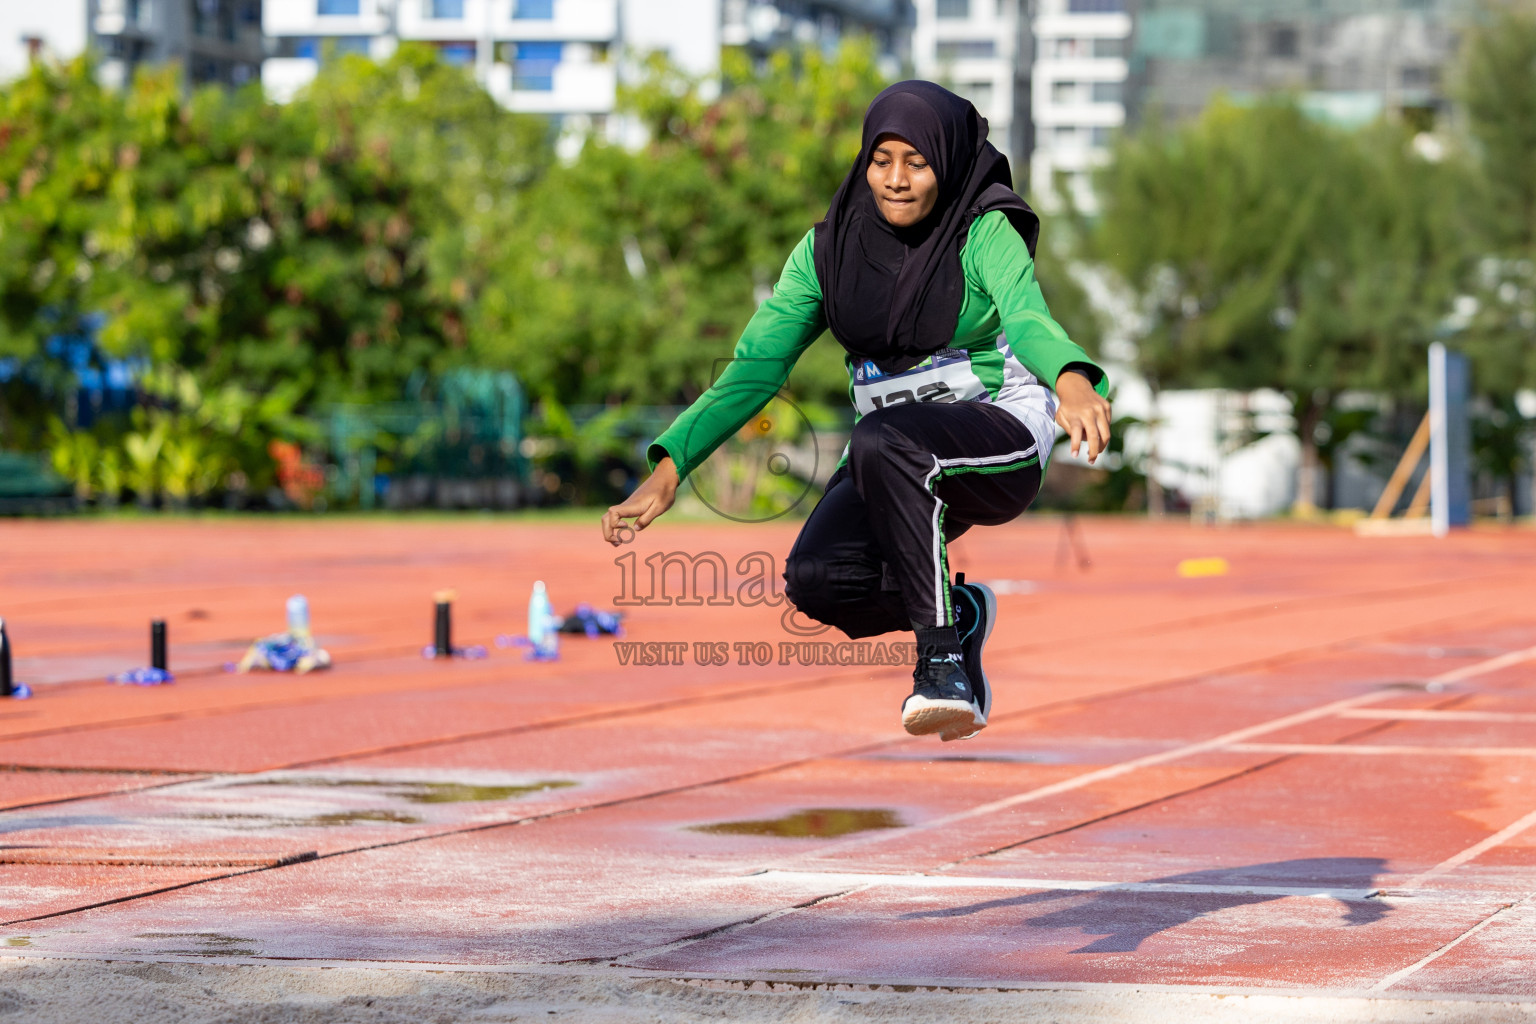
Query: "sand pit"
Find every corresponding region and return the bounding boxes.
[5,959,1536,1023]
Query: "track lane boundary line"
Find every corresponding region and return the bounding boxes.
[1339,709,1536,723]
[1225,743,1536,757]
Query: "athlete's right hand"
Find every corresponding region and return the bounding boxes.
[602,457,680,545]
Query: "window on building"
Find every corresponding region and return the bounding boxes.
[1044,37,1083,59]
[936,0,970,18]
[316,0,360,15]
[1051,80,1079,104]
[126,0,153,29]
[513,40,561,90]
[287,35,370,60]
[192,0,240,40]
[1054,125,1081,144]
[963,81,994,112]
[1091,81,1122,103]
[1067,0,1124,12]
[438,41,475,64]
[1269,25,1298,58]
[513,0,555,18]
[427,0,465,18]
[935,40,996,60]
[1090,126,1113,148]
[1092,37,1126,58]
[108,35,152,61]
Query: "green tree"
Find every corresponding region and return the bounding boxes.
[0,58,124,447]
[1452,4,1536,438]
[0,48,554,501]
[1093,99,1462,511]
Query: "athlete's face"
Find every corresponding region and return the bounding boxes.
[866,134,938,228]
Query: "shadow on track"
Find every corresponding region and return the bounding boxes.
[900,857,1391,953]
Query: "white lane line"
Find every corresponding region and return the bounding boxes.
[1339,708,1536,723]
[1399,806,1536,892]
[1371,893,1535,991]
[1431,643,1536,684]
[770,643,1536,868]
[1225,743,1536,758]
[743,869,1383,902]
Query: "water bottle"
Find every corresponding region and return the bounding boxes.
[528,581,559,660]
[286,595,312,643]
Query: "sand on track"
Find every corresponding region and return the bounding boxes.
[4,958,1535,1024]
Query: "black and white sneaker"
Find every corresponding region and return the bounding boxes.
[901,648,980,738]
[944,576,996,742]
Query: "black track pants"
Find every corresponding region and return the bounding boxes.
[783,401,1043,638]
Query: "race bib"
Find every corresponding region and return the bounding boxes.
[851,349,989,417]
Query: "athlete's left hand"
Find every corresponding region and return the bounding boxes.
[1054,371,1112,464]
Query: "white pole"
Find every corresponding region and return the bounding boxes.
[1430,341,1449,538]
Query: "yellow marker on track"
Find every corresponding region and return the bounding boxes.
[1178,557,1230,578]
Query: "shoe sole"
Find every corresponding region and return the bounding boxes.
[902,696,978,737]
[941,583,997,742]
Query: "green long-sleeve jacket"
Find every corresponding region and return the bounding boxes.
[648,210,1108,481]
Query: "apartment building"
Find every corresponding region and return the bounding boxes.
[910,0,1029,172]
[262,0,630,114]
[1126,0,1471,128]
[0,0,267,89]
[263,0,906,117]
[1029,0,1129,210]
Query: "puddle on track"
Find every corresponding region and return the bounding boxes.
[177,809,423,827]
[227,778,577,804]
[132,933,259,958]
[691,808,903,839]
[161,777,582,830]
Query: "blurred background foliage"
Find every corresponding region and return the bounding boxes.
[0,8,1534,512]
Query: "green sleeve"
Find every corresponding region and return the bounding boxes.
[964,210,1110,398]
[647,230,826,482]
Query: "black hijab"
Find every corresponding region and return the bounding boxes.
[813,81,1039,372]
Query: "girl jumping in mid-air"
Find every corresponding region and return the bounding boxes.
[602,81,1111,742]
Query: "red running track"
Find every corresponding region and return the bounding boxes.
[0,515,1534,1000]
